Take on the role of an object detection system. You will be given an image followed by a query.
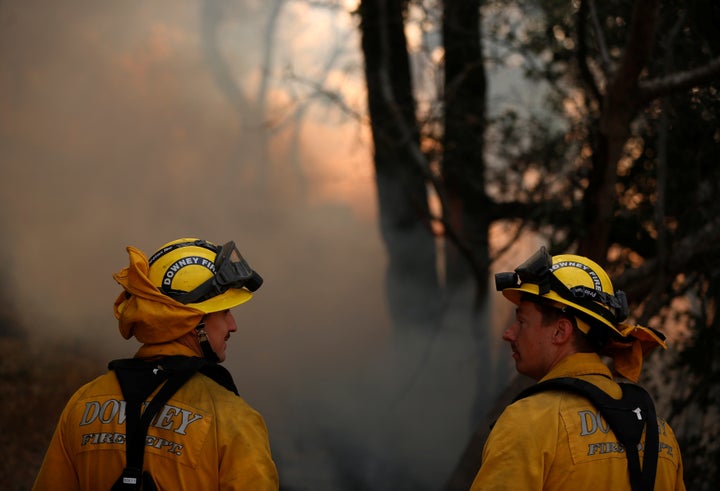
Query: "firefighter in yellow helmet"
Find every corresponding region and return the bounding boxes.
[33,238,279,491]
[470,247,685,491]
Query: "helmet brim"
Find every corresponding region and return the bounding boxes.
[189,288,253,314]
[502,284,618,334]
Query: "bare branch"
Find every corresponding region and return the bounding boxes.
[610,0,660,95]
[639,56,720,103]
[283,69,365,122]
[614,214,720,298]
[587,0,611,75]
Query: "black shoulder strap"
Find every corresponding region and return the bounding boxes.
[108,356,207,490]
[198,362,239,395]
[513,377,658,491]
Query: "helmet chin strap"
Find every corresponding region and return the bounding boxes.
[195,322,220,362]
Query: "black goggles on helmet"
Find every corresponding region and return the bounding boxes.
[494,246,629,324]
[495,247,554,294]
[164,240,263,305]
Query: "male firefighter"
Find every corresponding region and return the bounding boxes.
[471,247,684,490]
[33,238,279,490]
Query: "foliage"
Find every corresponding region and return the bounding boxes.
[667,273,720,489]
[355,0,720,487]
[484,2,720,484]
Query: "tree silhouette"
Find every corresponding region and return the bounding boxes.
[354,0,720,488]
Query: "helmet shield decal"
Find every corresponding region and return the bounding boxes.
[161,256,216,291]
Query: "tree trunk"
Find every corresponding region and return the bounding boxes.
[441,0,494,428]
[578,0,660,262]
[441,0,489,304]
[359,0,441,332]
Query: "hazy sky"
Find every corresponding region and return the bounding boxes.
[0,1,521,488]
[0,0,378,357]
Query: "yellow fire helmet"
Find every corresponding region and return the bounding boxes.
[495,246,632,336]
[147,238,263,314]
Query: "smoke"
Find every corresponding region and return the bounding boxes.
[0,1,515,489]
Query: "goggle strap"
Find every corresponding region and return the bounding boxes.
[547,274,620,326]
[162,276,219,305]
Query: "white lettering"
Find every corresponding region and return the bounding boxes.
[80,432,181,455]
[80,432,126,446]
[659,441,674,457]
[176,409,203,435]
[80,402,100,425]
[587,441,625,456]
[153,405,180,431]
[77,399,200,435]
[99,400,121,424]
[578,409,610,436]
[579,410,597,436]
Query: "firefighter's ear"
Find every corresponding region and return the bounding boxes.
[552,317,574,344]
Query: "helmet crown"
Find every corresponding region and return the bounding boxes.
[147,238,259,313]
[495,247,628,334]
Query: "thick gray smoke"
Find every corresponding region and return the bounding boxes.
[0,1,523,489]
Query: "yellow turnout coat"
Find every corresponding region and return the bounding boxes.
[32,343,278,491]
[471,353,684,490]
